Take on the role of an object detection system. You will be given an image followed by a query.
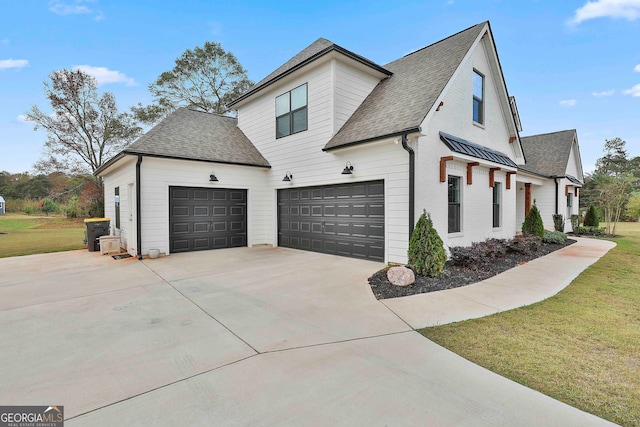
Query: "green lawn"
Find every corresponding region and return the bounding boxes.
[0,214,86,258]
[420,222,640,427]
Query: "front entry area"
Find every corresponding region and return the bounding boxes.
[277,180,385,261]
[169,186,247,253]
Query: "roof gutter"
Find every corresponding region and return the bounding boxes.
[136,155,143,261]
[402,133,415,238]
[323,127,421,152]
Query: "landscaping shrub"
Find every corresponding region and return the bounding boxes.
[522,202,544,238]
[583,203,599,227]
[507,234,541,255]
[543,230,567,244]
[573,226,605,236]
[408,211,447,277]
[449,238,507,267]
[552,214,564,232]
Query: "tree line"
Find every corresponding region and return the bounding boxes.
[3,41,253,216]
[580,137,640,234]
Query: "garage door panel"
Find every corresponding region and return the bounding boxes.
[169,187,247,253]
[278,180,384,261]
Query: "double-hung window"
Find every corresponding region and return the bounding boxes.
[276,83,308,138]
[448,175,461,233]
[492,182,501,228]
[473,70,484,124]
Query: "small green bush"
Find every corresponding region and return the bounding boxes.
[408,211,447,277]
[573,226,605,236]
[506,234,541,255]
[543,230,567,244]
[552,214,564,232]
[583,203,599,227]
[522,202,544,238]
[40,198,59,216]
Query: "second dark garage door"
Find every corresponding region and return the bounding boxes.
[278,180,384,261]
[169,186,247,253]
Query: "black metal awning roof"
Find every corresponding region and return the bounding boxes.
[440,132,517,168]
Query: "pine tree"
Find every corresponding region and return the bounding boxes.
[408,211,447,277]
[522,201,544,238]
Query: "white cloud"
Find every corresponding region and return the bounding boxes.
[560,99,577,106]
[0,59,29,69]
[623,83,640,96]
[16,115,29,123]
[49,1,103,20]
[568,0,640,25]
[634,64,640,72]
[592,89,615,96]
[73,65,137,86]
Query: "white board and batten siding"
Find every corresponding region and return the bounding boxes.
[238,57,411,264]
[414,33,519,249]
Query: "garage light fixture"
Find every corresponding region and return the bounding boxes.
[282,171,293,182]
[341,161,354,175]
[209,171,219,182]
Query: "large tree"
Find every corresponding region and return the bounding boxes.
[132,41,253,125]
[25,69,142,177]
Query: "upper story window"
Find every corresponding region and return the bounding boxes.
[473,70,484,125]
[276,83,308,138]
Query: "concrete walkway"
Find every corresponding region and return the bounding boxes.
[383,237,616,328]
[0,239,616,426]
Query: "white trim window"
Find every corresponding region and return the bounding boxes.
[448,175,462,233]
[276,83,308,138]
[473,70,484,124]
[492,182,501,228]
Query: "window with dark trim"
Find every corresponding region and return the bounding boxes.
[448,175,461,233]
[276,83,308,138]
[493,182,501,228]
[473,70,484,124]
[115,187,120,229]
[566,192,573,219]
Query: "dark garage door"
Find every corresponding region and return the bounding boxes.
[278,180,384,261]
[169,187,247,253]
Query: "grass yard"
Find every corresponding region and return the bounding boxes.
[0,214,86,258]
[420,222,640,427]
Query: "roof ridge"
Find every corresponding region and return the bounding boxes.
[399,21,487,60]
[183,107,237,120]
[521,129,576,138]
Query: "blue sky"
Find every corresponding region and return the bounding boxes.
[1,0,639,174]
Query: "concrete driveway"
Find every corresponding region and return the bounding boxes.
[0,247,612,426]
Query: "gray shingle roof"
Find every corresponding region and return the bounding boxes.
[519,129,577,178]
[440,132,517,168]
[124,108,270,168]
[323,22,487,151]
[228,38,391,108]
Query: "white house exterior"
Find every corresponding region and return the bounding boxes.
[517,130,584,232]
[97,21,580,264]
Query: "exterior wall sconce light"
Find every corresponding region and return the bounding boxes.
[209,171,219,182]
[519,185,524,192]
[282,171,293,182]
[341,161,354,175]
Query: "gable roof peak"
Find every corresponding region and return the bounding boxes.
[400,21,488,60]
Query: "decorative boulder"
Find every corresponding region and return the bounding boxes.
[387,266,415,287]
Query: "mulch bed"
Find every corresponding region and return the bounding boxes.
[369,239,576,300]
